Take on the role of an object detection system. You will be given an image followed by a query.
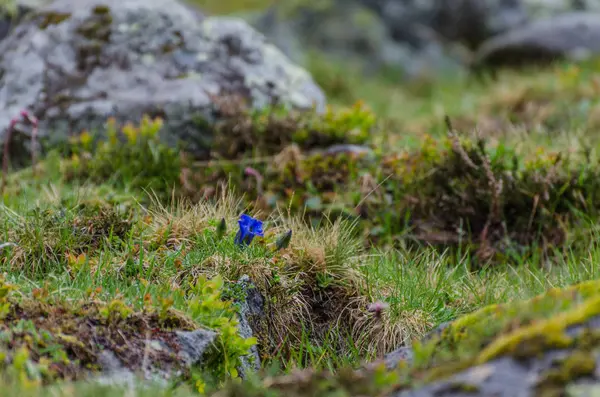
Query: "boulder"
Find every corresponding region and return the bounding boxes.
[360,0,528,50]
[522,0,599,18]
[0,1,55,41]
[474,12,600,69]
[359,0,600,50]
[382,346,414,369]
[0,0,325,163]
[249,0,466,80]
[242,0,600,79]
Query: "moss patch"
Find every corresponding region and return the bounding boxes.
[37,12,71,30]
[0,281,196,384]
[536,350,597,396]
[1,203,134,276]
[206,96,373,160]
[216,279,600,397]
[412,280,600,381]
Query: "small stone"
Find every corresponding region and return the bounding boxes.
[383,347,414,369]
[322,144,374,156]
[175,329,218,367]
[95,350,136,387]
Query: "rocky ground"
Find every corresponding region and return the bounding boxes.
[2,0,600,396]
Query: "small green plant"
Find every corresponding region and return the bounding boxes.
[0,276,15,320]
[188,274,257,383]
[209,96,374,159]
[66,116,182,201]
[99,298,134,323]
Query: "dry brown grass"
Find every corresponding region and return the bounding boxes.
[141,195,414,360]
[142,189,244,248]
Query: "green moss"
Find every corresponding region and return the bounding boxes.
[92,5,110,15]
[444,381,480,394]
[0,273,257,390]
[189,0,273,15]
[208,97,374,159]
[536,351,597,396]
[215,279,600,396]
[411,280,600,382]
[476,296,600,363]
[63,117,182,203]
[38,12,71,30]
[75,10,112,41]
[0,0,18,18]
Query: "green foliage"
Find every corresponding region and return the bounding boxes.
[0,0,18,17]
[0,275,257,392]
[2,24,600,396]
[188,275,257,384]
[65,116,182,201]
[209,97,374,159]
[98,299,134,323]
[0,276,15,320]
[409,280,600,384]
[192,124,600,265]
[216,218,227,240]
[0,203,133,277]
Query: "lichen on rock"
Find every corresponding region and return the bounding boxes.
[216,280,600,397]
[0,0,326,166]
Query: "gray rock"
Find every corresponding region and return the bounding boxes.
[360,0,600,50]
[429,0,529,49]
[92,329,218,389]
[381,321,453,370]
[383,347,414,369]
[396,355,542,397]
[318,144,375,156]
[97,350,126,375]
[249,1,395,70]
[393,315,600,397]
[395,349,600,397]
[95,350,137,387]
[176,329,218,367]
[359,0,529,50]
[0,0,325,163]
[249,1,466,81]
[422,320,452,342]
[244,0,600,80]
[474,12,600,69]
[235,275,264,378]
[1,1,54,41]
[522,0,598,18]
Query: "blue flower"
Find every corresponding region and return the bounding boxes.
[234,214,264,246]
